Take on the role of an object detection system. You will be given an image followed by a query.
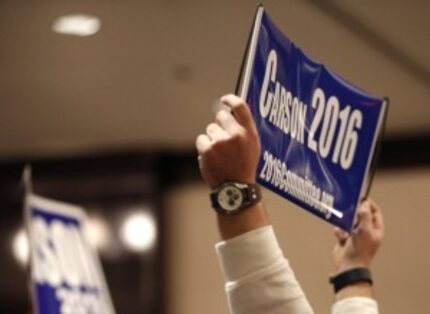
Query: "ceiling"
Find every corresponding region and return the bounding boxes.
[0,0,429,159]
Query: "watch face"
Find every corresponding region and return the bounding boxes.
[217,185,244,212]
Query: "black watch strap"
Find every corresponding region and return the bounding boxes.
[329,267,373,293]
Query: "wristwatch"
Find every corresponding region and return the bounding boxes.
[329,267,373,293]
[210,182,261,215]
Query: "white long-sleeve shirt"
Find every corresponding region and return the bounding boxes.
[215,226,379,314]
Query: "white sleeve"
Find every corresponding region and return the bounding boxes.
[332,297,379,314]
[215,226,314,314]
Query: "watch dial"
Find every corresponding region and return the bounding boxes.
[217,186,243,212]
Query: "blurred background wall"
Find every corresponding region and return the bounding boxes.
[0,0,429,313]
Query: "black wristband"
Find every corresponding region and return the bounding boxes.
[329,268,373,293]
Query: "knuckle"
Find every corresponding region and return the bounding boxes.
[196,138,211,154]
[223,95,245,108]
[222,93,237,102]
[215,110,228,124]
[195,135,201,145]
[196,133,206,141]
[195,135,205,147]
[206,123,217,134]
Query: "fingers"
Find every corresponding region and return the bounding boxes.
[357,199,384,230]
[368,199,384,243]
[354,198,384,245]
[195,109,239,155]
[195,121,231,154]
[206,123,230,141]
[220,94,255,132]
[352,200,372,235]
[369,199,384,231]
[196,94,260,188]
[195,134,211,154]
[333,227,349,245]
[215,109,242,135]
[355,200,373,233]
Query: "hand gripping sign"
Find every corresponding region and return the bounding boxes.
[25,192,116,314]
[237,6,388,231]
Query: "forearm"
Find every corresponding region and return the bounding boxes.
[216,226,314,314]
[335,282,373,301]
[330,199,383,313]
[332,295,378,314]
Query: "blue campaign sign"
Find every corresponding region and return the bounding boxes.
[25,193,115,314]
[239,7,387,231]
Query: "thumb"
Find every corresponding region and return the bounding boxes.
[355,201,373,233]
[220,94,255,133]
[333,227,349,245]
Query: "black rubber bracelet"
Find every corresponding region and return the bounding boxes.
[329,268,373,293]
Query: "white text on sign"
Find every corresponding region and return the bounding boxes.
[259,49,363,170]
[31,216,109,313]
[259,150,341,219]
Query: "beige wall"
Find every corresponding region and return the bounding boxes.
[166,168,430,314]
